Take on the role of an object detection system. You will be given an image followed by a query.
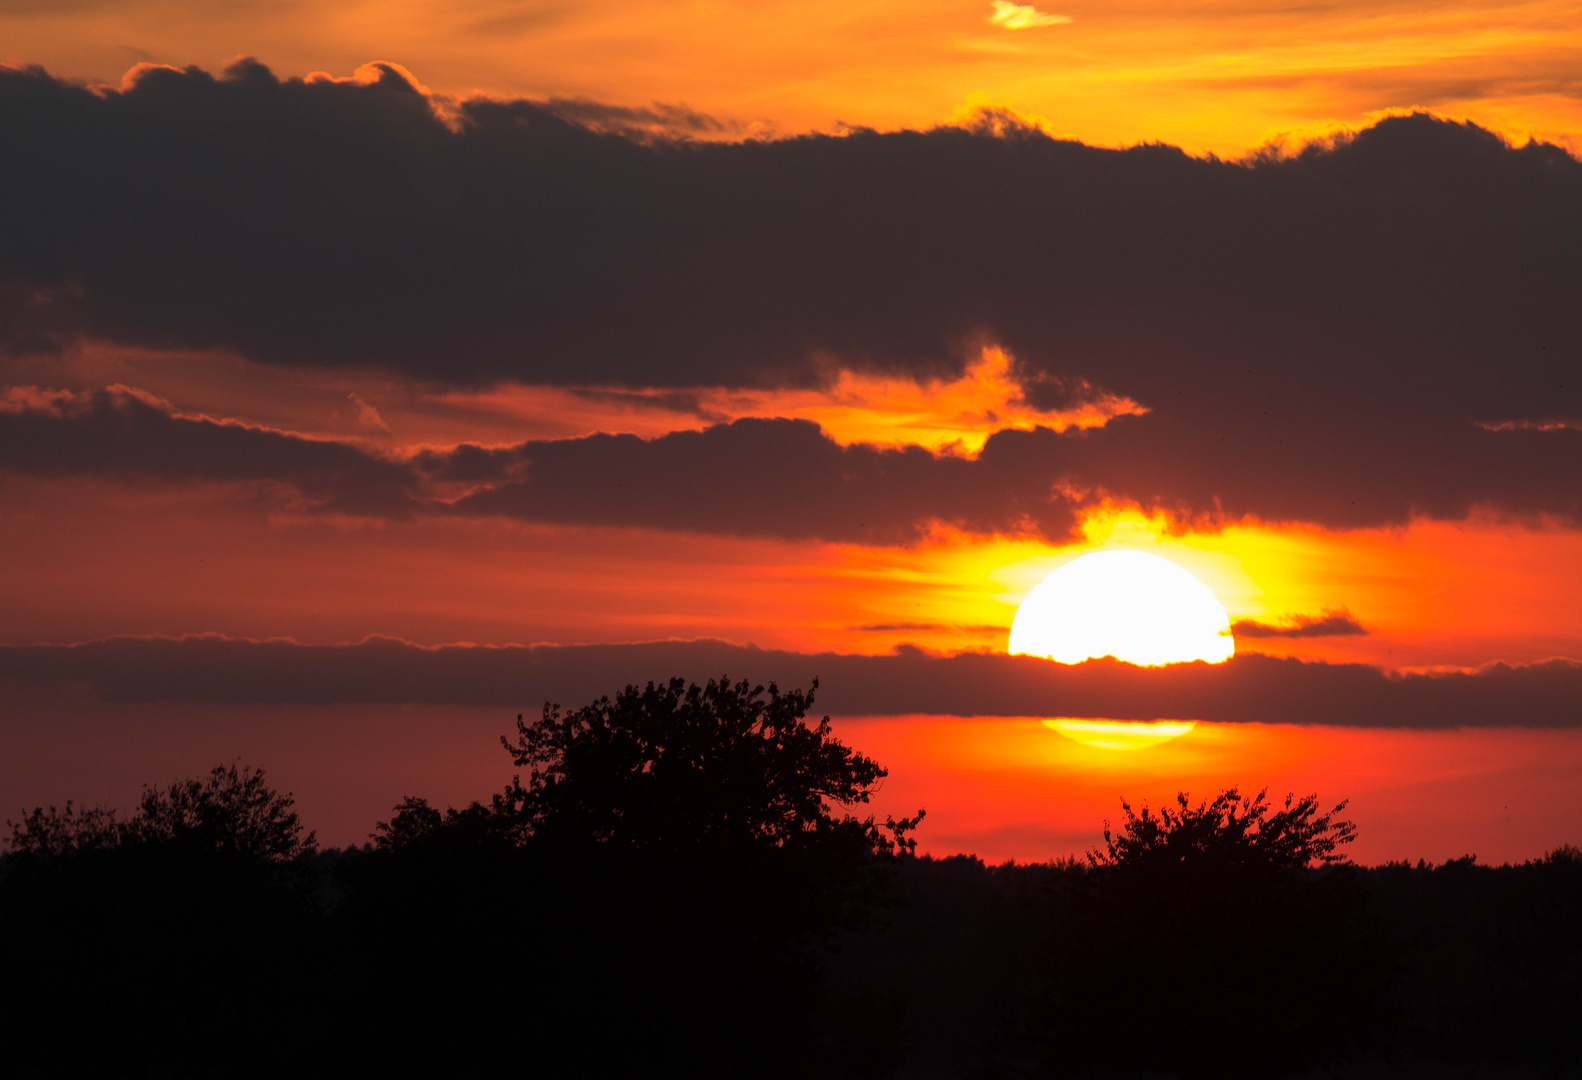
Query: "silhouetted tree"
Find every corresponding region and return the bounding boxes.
[535,677,921,1072]
[8,762,314,863]
[1090,787,1356,873]
[6,745,1582,1079]
[503,675,918,864]
[4,799,120,860]
[1,764,321,1079]
[1039,787,1386,1080]
[331,677,922,1078]
[127,762,316,857]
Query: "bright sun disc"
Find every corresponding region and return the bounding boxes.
[1009,550,1234,666]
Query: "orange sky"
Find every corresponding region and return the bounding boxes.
[6,339,1582,865]
[3,8,1581,863]
[8,342,1582,669]
[5,0,1581,155]
[5,693,1579,864]
[6,355,1582,861]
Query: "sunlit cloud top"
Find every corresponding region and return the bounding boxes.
[405,347,1142,455]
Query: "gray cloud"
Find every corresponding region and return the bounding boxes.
[0,389,1091,541]
[4,634,1579,727]
[537,97,745,142]
[426,418,1080,543]
[0,386,418,516]
[1231,611,1368,639]
[1,381,1573,546]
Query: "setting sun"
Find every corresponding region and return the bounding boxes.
[1008,550,1235,666]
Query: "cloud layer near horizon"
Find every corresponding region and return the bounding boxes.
[5,635,1580,728]
[4,59,1582,538]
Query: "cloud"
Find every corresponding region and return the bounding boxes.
[0,385,418,516]
[0,377,1572,546]
[1231,611,1368,639]
[0,386,1089,542]
[344,392,390,434]
[536,97,743,142]
[425,417,1081,542]
[4,634,1580,728]
[3,60,1582,534]
[1480,418,1582,433]
[850,622,1006,633]
[987,2,1071,29]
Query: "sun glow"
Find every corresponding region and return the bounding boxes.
[1008,550,1235,666]
[1042,719,1197,750]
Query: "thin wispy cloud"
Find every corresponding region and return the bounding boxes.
[1232,611,1368,639]
[987,1,1071,30]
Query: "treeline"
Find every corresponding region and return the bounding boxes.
[1,677,1578,1079]
[831,845,1582,1078]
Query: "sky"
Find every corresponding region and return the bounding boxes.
[3,1,1581,861]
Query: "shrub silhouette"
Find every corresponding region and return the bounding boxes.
[1,765,319,1078]
[1090,788,1356,873]
[1040,787,1385,1080]
[8,761,314,863]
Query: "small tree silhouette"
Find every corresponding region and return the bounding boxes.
[1,764,319,1077]
[5,800,121,860]
[126,762,316,859]
[1090,787,1356,873]
[1042,787,1383,1080]
[7,762,314,862]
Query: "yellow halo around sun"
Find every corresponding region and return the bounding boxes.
[1008,550,1234,666]
[1042,718,1197,750]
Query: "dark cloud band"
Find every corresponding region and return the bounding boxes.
[430,418,1080,542]
[4,59,1582,532]
[4,383,1579,544]
[0,386,417,516]
[4,634,1579,728]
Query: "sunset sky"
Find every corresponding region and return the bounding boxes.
[3,0,1581,863]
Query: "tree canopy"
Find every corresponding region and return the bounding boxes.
[1044,787,1376,1080]
[1,764,319,1079]
[1090,786,1356,874]
[7,762,314,863]
[498,675,920,857]
[3,741,1579,1078]
[345,677,924,1077]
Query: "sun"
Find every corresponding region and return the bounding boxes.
[1008,550,1234,666]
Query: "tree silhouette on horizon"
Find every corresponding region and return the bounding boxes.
[1089,787,1356,872]
[1,764,320,1078]
[4,708,1578,1079]
[348,676,923,1077]
[1039,786,1384,1080]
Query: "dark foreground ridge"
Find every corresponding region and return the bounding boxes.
[2,676,1579,1079]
